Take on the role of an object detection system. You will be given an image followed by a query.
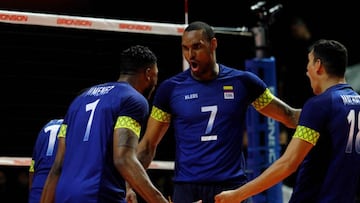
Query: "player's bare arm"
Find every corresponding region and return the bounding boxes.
[137,114,170,169]
[258,96,301,129]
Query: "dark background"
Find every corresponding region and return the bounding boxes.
[0,0,359,202]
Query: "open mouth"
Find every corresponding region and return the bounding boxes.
[190,61,199,71]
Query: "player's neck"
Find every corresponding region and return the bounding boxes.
[118,75,142,93]
[192,63,219,81]
[207,63,219,80]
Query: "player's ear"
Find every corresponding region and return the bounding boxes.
[145,67,151,81]
[210,37,217,50]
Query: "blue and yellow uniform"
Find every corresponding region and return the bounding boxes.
[29,118,63,203]
[290,84,360,203]
[151,64,273,201]
[55,82,148,203]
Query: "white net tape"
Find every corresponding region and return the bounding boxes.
[0,9,186,36]
[0,156,174,170]
[0,9,252,36]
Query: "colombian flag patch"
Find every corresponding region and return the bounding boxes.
[223,85,234,99]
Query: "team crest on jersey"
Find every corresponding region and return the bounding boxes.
[223,85,234,99]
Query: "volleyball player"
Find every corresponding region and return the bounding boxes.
[40,45,169,203]
[136,21,301,203]
[215,39,360,203]
[29,118,63,203]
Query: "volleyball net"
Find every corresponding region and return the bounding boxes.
[0,156,174,170]
[0,8,292,202]
[0,8,252,171]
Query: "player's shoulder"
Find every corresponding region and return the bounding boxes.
[219,64,261,83]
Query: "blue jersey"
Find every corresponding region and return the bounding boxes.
[29,118,63,203]
[152,64,270,183]
[55,82,149,203]
[290,84,360,203]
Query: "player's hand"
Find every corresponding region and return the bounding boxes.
[214,190,243,203]
[126,188,138,203]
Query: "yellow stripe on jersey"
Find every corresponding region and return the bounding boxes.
[150,106,171,123]
[293,125,320,145]
[58,124,67,138]
[223,85,233,90]
[29,160,35,172]
[114,116,141,138]
[252,88,274,110]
